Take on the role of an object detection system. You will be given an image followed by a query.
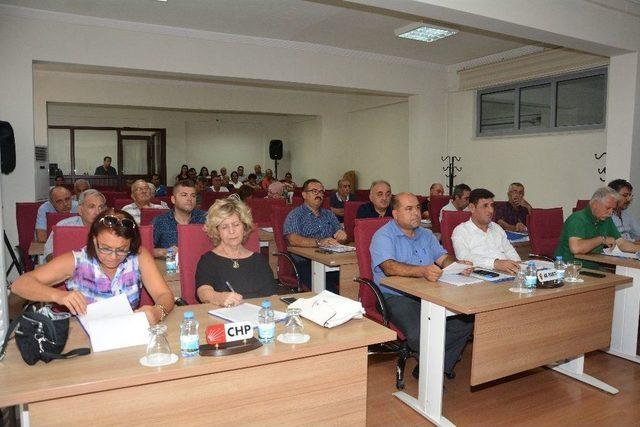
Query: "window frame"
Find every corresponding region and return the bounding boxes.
[475,67,607,137]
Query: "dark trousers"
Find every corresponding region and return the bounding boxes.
[383,293,474,375]
[291,254,339,294]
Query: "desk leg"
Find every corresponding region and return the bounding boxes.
[311,261,326,293]
[551,355,618,394]
[19,404,30,427]
[393,300,455,427]
[607,266,640,364]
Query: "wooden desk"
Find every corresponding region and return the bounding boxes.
[0,295,395,426]
[512,240,531,260]
[28,241,44,256]
[258,228,277,278]
[381,272,628,426]
[155,259,181,298]
[287,246,360,300]
[576,253,640,364]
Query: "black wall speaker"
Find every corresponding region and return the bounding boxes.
[269,139,283,160]
[0,121,16,175]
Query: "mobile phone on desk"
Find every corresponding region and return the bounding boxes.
[280,296,298,305]
[472,269,500,278]
[580,271,606,278]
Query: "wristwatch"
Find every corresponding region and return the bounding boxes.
[155,304,168,322]
[315,239,321,247]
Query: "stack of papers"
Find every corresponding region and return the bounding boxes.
[78,294,150,352]
[319,244,356,253]
[209,303,287,327]
[439,262,483,286]
[603,246,639,259]
[289,291,364,328]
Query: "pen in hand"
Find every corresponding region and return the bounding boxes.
[225,281,236,293]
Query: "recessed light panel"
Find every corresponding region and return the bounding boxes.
[395,24,457,43]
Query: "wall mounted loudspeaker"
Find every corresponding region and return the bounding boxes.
[0,121,16,175]
[269,140,283,160]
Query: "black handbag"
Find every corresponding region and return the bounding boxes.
[0,306,90,365]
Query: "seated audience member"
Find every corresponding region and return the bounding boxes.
[356,180,393,219]
[150,173,168,197]
[266,181,285,199]
[245,173,261,190]
[494,182,532,232]
[94,156,117,176]
[44,189,106,260]
[237,165,246,182]
[196,199,277,305]
[210,175,229,193]
[153,180,206,258]
[555,187,640,269]
[175,164,189,183]
[237,185,254,201]
[421,182,445,219]
[123,179,167,224]
[439,183,471,222]
[219,167,229,186]
[228,171,243,189]
[187,168,198,182]
[199,167,209,179]
[284,179,347,292]
[36,186,79,242]
[452,188,521,274]
[608,179,640,242]
[261,169,275,189]
[371,192,473,379]
[281,172,297,191]
[330,178,357,222]
[254,164,264,181]
[72,179,90,200]
[11,209,174,324]
[54,175,65,187]
[194,176,212,209]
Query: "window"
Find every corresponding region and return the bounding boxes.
[476,68,606,136]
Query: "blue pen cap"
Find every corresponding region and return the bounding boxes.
[184,311,194,319]
[261,300,271,309]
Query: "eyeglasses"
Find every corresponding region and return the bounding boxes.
[99,216,137,230]
[95,244,130,257]
[305,189,325,195]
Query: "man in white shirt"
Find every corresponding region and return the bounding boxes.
[452,188,521,274]
[439,183,471,222]
[608,179,640,242]
[123,179,167,224]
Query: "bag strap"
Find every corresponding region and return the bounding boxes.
[0,316,22,361]
[42,347,91,360]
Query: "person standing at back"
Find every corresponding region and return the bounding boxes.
[94,156,117,176]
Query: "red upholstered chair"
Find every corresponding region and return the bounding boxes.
[353,217,412,390]
[201,191,231,211]
[140,208,170,226]
[177,224,260,305]
[440,210,472,257]
[113,198,133,210]
[246,198,286,227]
[15,201,44,272]
[528,207,564,260]
[343,200,367,241]
[428,195,451,234]
[138,225,155,306]
[52,226,90,258]
[291,196,304,207]
[355,189,370,200]
[253,189,267,198]
[575,199,589,211]
[416,195,427,205]
[102,191,128,208]
[46,212,77,238]
[271,205,307,291]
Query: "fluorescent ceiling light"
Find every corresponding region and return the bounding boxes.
[395,23,457,43]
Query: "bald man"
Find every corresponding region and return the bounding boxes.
[35,186,78,242]
[421,182,445,219]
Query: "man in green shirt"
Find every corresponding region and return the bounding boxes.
[555,187,640,269]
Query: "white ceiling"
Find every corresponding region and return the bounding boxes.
[1,0,535,65]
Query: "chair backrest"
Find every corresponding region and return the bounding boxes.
[271,205,300,289]
[428,195,451,233]
[344,200,367,241]
[154,195,173,209]
[354,189,370,201]
[440,210,472,256]
[140,208,170,226]
[177,224,260,305]
[201,191,231,211]
[46,212,78,237]
[528,207,564,258]
[52,225,90,258]
[102,191,128,208]
[138,224,155,306]
[15,201,44,271]
[291,196,304,207]
[575,199,589,211]
[253,189,267,198]
[246,198,286,227]
[113,198,133,210]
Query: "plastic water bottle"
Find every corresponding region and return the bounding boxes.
[524,261,537,289]
[165,248,177,274]
[258,300,276,344]
[554,256,566,283]
[180,311,199,357]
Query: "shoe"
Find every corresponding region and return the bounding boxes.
[445,371,456,379]
[412,364,419,380]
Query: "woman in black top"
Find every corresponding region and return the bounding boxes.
[195,198,276,306]
[175,164,189,183]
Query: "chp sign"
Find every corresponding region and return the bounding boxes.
[206,321,253,345]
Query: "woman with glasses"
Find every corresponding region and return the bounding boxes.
[195,199,276,307]
[11,209,174,325]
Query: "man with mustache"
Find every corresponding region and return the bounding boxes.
[283,179,347,293]
[356,180,393,219]
[494,182,532,232]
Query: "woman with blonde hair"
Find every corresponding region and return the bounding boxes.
[195,198,276,306]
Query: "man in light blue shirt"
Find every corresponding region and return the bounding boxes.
[370,192,473,379]
[35,186,78,242]
[609,179,640,241]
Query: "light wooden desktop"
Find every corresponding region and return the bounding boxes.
[0,294,395,427]
[287,246,359,300]
[381,271,629,426]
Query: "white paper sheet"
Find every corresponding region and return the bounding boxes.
[440,275,483,286]
[209,303,287,327]
[603,245,639,259]
[260,227,273,233]
[318,244,356,253]
[442,262,474,275]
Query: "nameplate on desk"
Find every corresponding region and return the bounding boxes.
[206,322,253,345]
[536,269,558,284]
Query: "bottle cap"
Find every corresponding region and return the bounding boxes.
[556,256,562,260]
[167,248,174,254]
[261,300,271,309]
[184,311,194,319]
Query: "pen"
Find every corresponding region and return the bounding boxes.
[225,281,236,293]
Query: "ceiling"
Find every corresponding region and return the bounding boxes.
[1,0,536,65]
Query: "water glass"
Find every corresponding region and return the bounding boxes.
[511,265,532,294]
[278,307,310,344]
[566,260,582,282]
[145,324,172,366]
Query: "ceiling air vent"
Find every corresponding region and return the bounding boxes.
[34,146,48,162]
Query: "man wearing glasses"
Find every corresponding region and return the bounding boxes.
[609,179,640,242]
[283,179,347,293]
